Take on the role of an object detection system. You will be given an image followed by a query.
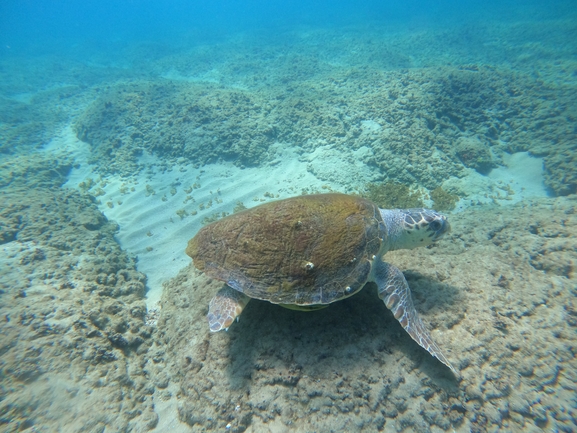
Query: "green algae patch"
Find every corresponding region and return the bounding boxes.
[430,187,459,211]
[363,182,424,209]
[233,201,247,213]
[201,212,230,225]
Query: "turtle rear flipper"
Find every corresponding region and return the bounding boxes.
[374,260,459,377]
[207,286,251,332]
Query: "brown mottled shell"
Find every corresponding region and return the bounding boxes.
[186,193,384,305]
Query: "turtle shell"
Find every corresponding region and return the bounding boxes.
[186,193,385,305]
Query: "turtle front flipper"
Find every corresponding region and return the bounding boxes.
[373,261,458,377]
[207,286,251,332]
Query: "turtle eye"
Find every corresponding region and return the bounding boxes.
[429,220,442,232]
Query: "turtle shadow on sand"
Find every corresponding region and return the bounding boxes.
[223,275,462,391]
[162,264,463,430]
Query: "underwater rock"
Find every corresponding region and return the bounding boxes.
[0,186,156,431]
[455,136,496,174]
[74,81,275,175]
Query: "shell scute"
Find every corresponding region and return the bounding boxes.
[186,193,384,305]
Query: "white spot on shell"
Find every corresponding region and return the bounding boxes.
[304,261,314,271]
[345,286,352,293]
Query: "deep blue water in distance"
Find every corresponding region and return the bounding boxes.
[1,0,573,52]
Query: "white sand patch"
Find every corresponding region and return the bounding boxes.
[488,151,548,197]
[43,124,84,153]
[445,151,549,212]
[303,144,380,186]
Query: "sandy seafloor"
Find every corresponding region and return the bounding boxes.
[1,13,577,433]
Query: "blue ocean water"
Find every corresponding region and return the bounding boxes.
[2,0,573,50]
[1,1,576,432]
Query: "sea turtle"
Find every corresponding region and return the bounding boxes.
[186,193,457,375]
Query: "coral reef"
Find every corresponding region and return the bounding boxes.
[0,153,72,189]
[1,20,575,195]
[0,88,73,154]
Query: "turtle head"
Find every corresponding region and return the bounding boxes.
[380,208,450,251]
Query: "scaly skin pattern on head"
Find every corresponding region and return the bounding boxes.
[379,208,450,252]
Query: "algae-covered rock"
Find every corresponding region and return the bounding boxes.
[455,136,496,174]
[543,147,577,196]
[430,186,459,211]
[74,81,274,175]
[0,153,72,189]
[0,185,156,431]
[363,182,424,209]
